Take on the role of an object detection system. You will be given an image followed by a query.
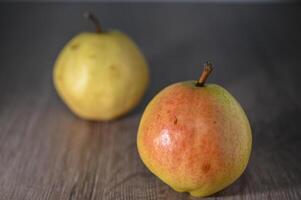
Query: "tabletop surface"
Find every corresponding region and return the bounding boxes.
[0,3,301,200]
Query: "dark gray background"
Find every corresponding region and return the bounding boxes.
[0,3,300,200]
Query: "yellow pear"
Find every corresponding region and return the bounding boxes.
[53,12,149,120]
[137,62,252,197]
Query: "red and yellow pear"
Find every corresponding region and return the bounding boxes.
[137,62,252,197]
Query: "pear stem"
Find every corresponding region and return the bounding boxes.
[196,61,213,87]
[83,11,102,33]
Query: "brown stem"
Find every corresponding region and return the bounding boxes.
[196,61,213,87]
[83,11,102,33]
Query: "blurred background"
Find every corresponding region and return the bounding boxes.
[0,2,300,114]
[0,1,300,199]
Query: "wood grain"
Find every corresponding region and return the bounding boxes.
[0,3,301,200]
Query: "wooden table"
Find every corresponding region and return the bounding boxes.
[0,3,300,200]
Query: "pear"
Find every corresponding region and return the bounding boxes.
[53,12,149,121]
[137,62,252,197]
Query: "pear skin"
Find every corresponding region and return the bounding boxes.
[137,63,252,197]
[53,13,149,121]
